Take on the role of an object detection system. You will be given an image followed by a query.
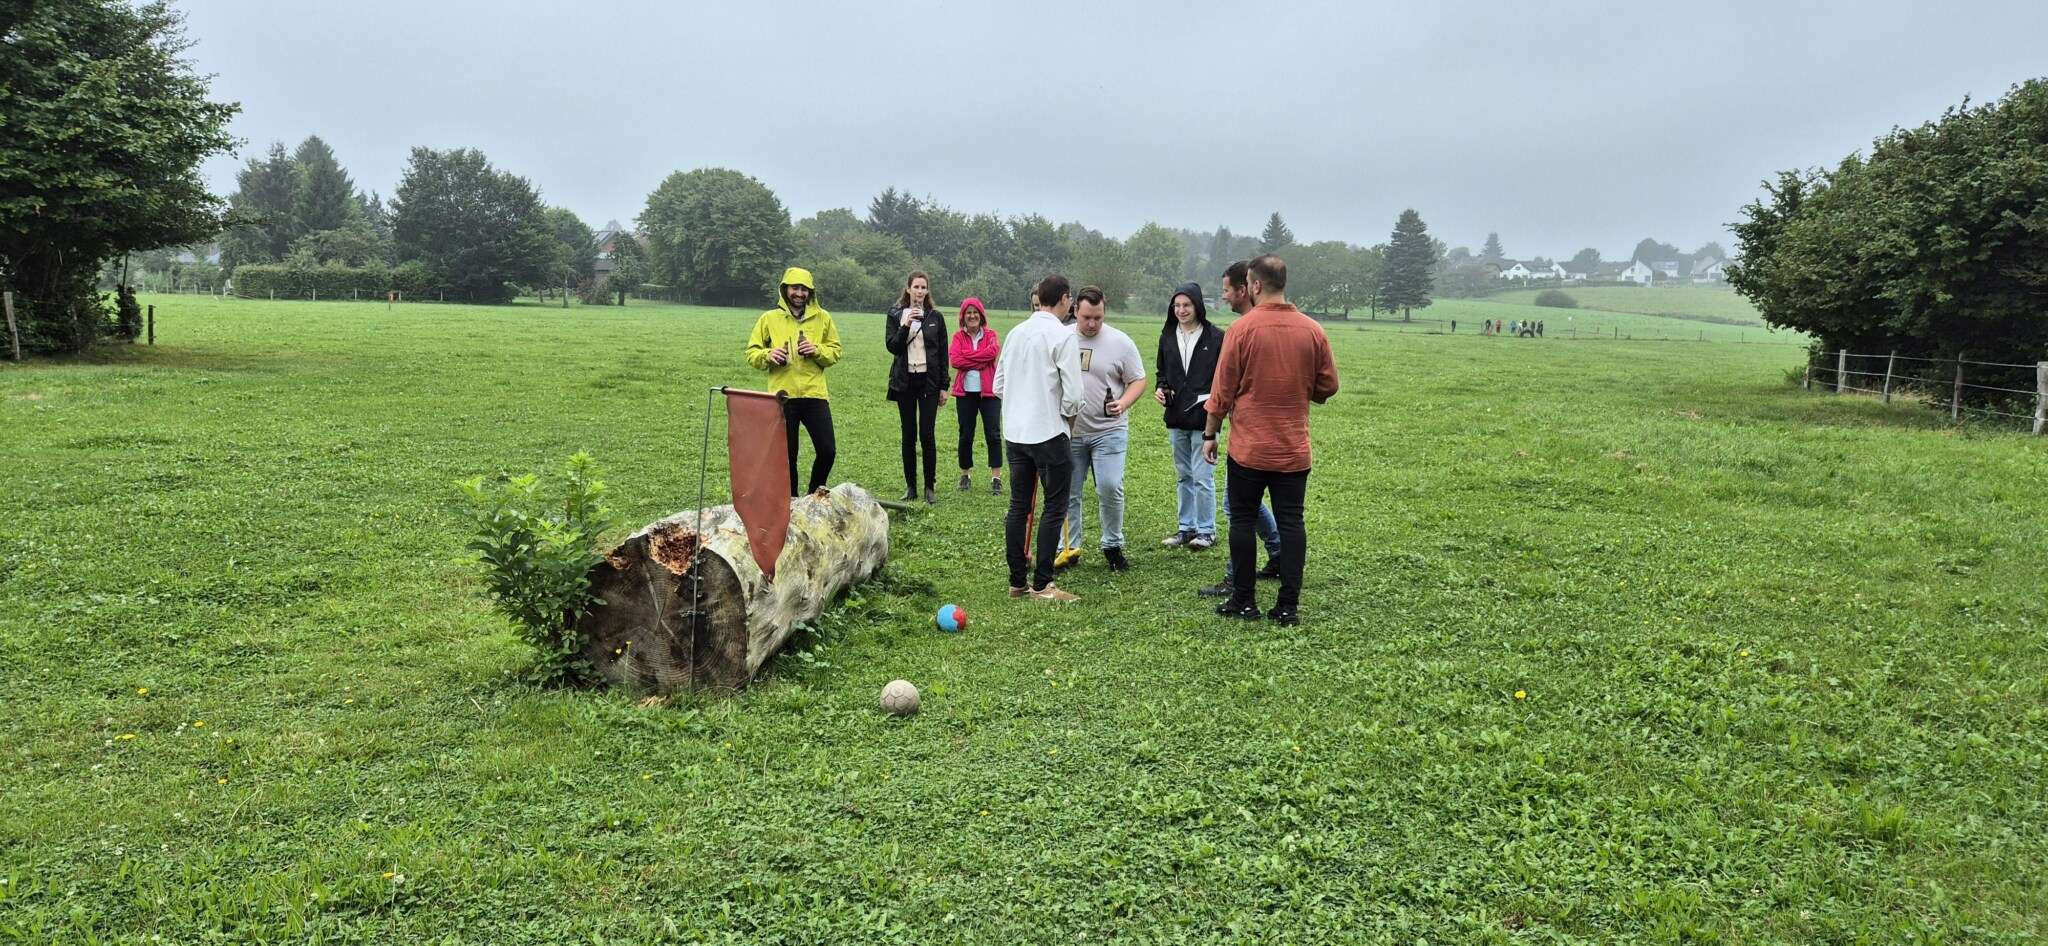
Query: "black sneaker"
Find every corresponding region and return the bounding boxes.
[923,487,936,504]
[1103,547,1131,571]
[1196,581,1232,597]
[1266,607,1300,626]
[991,476,1003,495]
[1215,599,1261,620]
[899,488,918,503]
[1162,530,1194,548]
[958,473,972,492]
[1256,563,1282,581]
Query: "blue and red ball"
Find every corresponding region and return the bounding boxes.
[935,604,967,632]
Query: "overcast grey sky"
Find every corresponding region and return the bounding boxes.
[180,0,2046,261]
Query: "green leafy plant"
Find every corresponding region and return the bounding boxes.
[458,453,620,685]
[1533,288,1579,308]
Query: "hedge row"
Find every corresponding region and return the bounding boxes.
[230,262,447,299]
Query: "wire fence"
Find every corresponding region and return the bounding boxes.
[1804,349,2048,433]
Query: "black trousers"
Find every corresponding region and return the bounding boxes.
[1004,435,1072,591]
[782,398,836,496]
[896,393,940,490]
[955,393,1003,470]
[1227,457,1309,610]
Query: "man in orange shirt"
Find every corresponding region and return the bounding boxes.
[1202,254,1340,625]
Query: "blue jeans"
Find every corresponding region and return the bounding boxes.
[1169,428,1216,534]
[1219,462,1281,581]
[1064,427,1129,550]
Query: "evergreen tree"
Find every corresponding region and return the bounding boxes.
[1259,212,1294,253]
[290,135,359,239]
[220,142,298,272]
[1207,226,1235,270]
[1377,209,1437,320]
[1480,232,1506,265]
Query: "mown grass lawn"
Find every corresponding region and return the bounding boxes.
[1489,286,1765,326]
[2,295,2043,944]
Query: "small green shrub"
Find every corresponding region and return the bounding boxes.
[1533,288,1579,308]
[459,453,621,686]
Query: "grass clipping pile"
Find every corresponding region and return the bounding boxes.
[575,483,889,693]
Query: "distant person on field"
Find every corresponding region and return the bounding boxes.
[1056,286,1147,572]
[1203,254,1339,626]
[950,297,1004,494]
[994,275,1084,602]
[886,271,951,504]
[748,268,843,496]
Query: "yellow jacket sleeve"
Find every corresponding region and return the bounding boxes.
[809,313,842,368]
[745,313,777,371]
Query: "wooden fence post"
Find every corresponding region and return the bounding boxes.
[1803,363,1812,390]
[146,305,154,345]
[1951,356,1963,421]
[3,290,19,362]
[1836,349,1847,393]
[1883,351,1895,403]
[2035,361,2046,436]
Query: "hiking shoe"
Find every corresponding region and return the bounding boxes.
[1187,533,1216,551]
[958,473,973,491]
[1266,607,1300,626]
[1029,584,1079,604]
[1103,547,1131,572]
[1162,530,1194,547]
[1197,581,1232,597]
[992,475,1003,494]
[923,487,936,504]
[1008,586,1027,598]
[1214,599,1261,620]
[1053,546,1083,570]
[1256,562,1282,581]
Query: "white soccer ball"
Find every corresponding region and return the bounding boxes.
[879,679,920,716]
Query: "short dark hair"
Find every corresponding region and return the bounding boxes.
[1248,254,1287,291]
[1223,261,1249,291]
[1034,274,1071,307]
[1074,285,1105,307]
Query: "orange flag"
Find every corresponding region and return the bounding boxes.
[724,388,790,578]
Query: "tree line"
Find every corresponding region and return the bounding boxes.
[1730,79,2048,409]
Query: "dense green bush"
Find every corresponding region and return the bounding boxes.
[1534,289,1579,308]
[458,453,621,687]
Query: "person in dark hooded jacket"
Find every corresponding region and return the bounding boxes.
[1154,281,1226,548]
[886,271,952,503]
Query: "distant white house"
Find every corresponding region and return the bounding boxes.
[1691,257,1728,283]
[1653,260,1682,279]
[1561,264,1593,281]
[1497,260,1565,280]
[1617,260,1655,285]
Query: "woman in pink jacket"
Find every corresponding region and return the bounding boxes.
[949,297,1004,494]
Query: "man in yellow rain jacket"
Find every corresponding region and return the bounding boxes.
[747,267,843,496]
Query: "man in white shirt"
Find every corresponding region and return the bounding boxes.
[1056,286,1147,572]
[993,275,1084,602]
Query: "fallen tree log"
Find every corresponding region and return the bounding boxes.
[574,483,889,692]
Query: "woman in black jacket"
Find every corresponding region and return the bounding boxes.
[1153,281,1225,548]
[886,271,951,503]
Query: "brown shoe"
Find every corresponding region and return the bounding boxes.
[1028,584,1079,604]
[1009,586,1027,598]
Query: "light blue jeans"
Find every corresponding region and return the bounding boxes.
[1168,428,1216,534]
[1065,427,1129,550]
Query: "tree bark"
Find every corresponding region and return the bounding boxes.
[572,483,889,693]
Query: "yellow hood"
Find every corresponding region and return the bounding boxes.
[777,267,819,314]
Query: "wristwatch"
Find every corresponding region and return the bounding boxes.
[1202,433,1217,441]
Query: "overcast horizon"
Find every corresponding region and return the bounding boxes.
[180,0,2045,262]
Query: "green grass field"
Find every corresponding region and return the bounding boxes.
[1314,298,1796,345]
[3,295,2043,944]
[1489,286,1765,326]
